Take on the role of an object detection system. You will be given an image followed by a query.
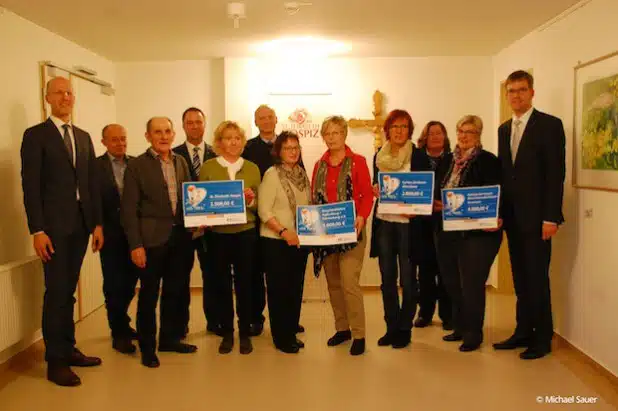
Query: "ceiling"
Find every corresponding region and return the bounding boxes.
[1,0,582,61]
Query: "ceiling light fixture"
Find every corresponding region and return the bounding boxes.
[283,2,313,15]
[227,2,246,29]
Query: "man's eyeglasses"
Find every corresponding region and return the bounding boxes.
[456,129,478,136]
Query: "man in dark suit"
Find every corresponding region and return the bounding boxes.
[122,117,197,368]
[172,107,219,337]
[494,70,566,360]
[242,105,277,336]
[21,76,104,387]
[96,123,139,354]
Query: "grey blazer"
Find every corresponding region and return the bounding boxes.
[121,149,191,250]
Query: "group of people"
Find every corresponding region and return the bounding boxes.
[21,69,565,387]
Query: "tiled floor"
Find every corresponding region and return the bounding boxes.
[0,290,615,411]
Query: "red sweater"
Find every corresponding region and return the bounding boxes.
[311,146,374,220]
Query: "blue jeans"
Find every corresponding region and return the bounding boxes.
[376,220,417,332]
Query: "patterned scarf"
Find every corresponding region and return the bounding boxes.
[311,154,356,277]
[275,164,310,216]
[444,145,481,188]
[375,140,413,172]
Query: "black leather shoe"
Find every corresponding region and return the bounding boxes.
[113,338,136,355]
[249,323,264,337]
[377,332,394,346]
[69,349,102,367]
[459,341,482,352]
[239,336,253,354]
[297,324,305,333]
[276,343,300,354]
[493,335,530,350]
[520,346,551,360]
[442,332,463,342]
[414,317,431,328]
[141,353,160,368]
[327,330,352,346]
[207,324,225,337]
[219,335,234,354]
[350,338,366,356]
[47,364,81,387]
[158,342,198,354]
[442,322,454,331]
[295,338,305,349]
[392,330,411,349]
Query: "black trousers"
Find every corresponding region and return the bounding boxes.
[506,225,553,349]
[435,231,501,344]
[43,207,89,363]
[99,233,139,339]
[210,229,256,337]
[262,238,308,347]
[136,226,193,353]
[251,225,267,326]
[417,238,451,323]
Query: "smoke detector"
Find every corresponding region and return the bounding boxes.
[227,2,246,28]
[283,2,312,15]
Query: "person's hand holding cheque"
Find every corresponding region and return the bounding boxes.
[244,188,256,205]
[483,218,503,232]
[433,200,444,212]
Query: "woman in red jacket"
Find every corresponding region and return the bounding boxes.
[311,115,374,356]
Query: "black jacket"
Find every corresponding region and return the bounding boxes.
[96,154,134,241]
[173,142,216,181]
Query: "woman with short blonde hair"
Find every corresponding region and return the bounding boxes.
[212,121,247,155]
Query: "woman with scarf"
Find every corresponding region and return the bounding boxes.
[311,116,374,356]
[413,121,453,330]
[369,109,420,349]
[258,131,310,354]
[434,115,502,352]
[200,121,261,355]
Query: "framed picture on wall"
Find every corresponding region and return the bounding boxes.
[573,50,618,191]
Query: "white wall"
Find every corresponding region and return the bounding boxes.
[0,9,116,265]
[493,0,618,376]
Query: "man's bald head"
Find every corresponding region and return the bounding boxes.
[101,123,127,159]
[45,76,74,121]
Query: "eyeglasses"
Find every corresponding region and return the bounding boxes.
[323,131,344,138]
[390,124,409,130]
[456,129,478,136]
[49,91,74,97]
[282,146,300,152]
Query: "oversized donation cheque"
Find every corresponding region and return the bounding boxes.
[182,180,247,228]
[441,185,500,231]
[296,201,357,246]
[377,171,434,215]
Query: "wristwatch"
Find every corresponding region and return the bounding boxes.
[278,228,288,236]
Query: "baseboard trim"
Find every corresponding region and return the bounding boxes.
[0,338,45,391]
[553,334,618,408]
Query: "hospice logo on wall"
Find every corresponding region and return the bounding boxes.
[281,108,321,138]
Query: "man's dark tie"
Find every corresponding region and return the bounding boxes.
[62,124,74,165]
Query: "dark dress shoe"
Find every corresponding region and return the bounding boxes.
[207,324,225,337]
[377,332,394,346]
[350,338,366,356]
[276,343,300,354]
[249,323,264,337]
[442,322,454,331]
[47,364,81,387]
[297,324,305,333]
[295,338,305,348]
[158,342,198,353]
[327,330,352,346]
[459,341,482,352]
[239,336,253,355]
[141,353,160,368]
[113,338,137,355]
[69,349,102,367]
[392,330,411,349]
[443,332,463,342]
[493,335,530,350]
[520,346,551,360]
[414,317,431,328]
[219,335,234,354]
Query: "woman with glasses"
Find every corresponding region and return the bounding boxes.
[434,115,502,352]
[258,131,310,354]
[413,121,453,330]
[311,116,374,356]
[369,109,420,349]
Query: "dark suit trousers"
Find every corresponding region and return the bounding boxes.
[417,238,451,323]
[43,208,89,363]
[210,229,256,337]
[251,225,267,325]
[99,234,138,339]
[435,231,501,344]
[262,238,308,347]
[137,227,193,352]
[506,225,553,349]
